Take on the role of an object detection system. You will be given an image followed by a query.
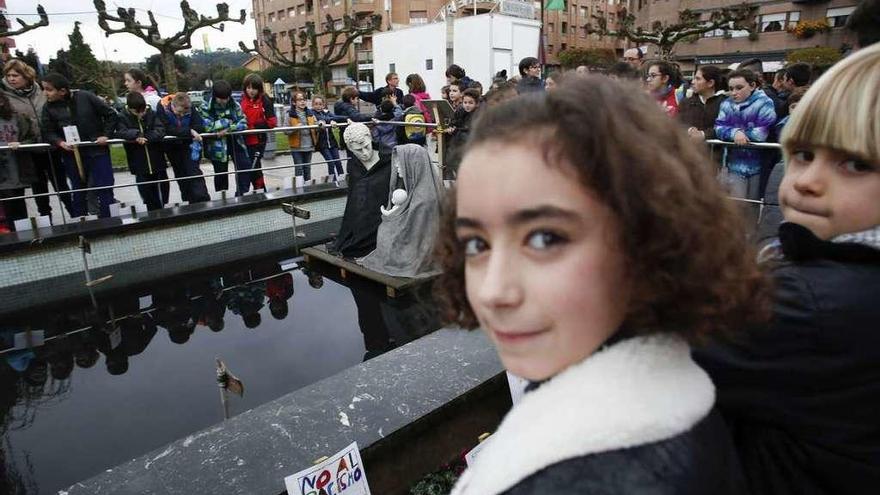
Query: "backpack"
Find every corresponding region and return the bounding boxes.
[403,111,426,141]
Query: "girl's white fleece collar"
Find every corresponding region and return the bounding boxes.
[451,334,715,495]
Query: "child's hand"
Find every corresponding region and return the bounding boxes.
[58,141,73,151]
[95,136,109,145]
[191,130,202,142]
[136,137,147,145]
[217,129,228,137]
[7,141,20,150]
[733,130,749,145]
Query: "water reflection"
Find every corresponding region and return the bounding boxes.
[0,254,438,494]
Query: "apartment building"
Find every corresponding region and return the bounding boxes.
[631,0,858,73]
[251,0,625,87]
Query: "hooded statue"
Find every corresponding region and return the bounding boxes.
[360,144,443,277]
[332,123,392,258]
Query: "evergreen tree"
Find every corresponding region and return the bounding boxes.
[48,22,109,94]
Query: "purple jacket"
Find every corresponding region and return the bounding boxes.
[715,89,777,177]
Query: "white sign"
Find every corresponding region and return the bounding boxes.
[63,125,81,144]
[464,434,493,466]
[285,441,370,495]
[357,63,374,71]
[500,0,536,19]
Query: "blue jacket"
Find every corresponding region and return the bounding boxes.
[715,90,777,178]
[332,100,372,122]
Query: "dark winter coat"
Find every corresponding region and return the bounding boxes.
[446,107,475,172]
[678,91,725,139]
[694,222,880,495]
[332,100,372,122]
[158,103,205,153]
[112,108,168,176]
[41,90,117,157]
[358,84,404,106]
[312,108,344,149]
[452,335,749,495]
[516,76,544,94]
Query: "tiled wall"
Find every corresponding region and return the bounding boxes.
[0,196,346,292]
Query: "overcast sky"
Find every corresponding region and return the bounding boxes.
[6,0,258,63]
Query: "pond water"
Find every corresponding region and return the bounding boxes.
[0,252,440,494]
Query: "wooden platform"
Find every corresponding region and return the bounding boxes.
[301,245,439,298]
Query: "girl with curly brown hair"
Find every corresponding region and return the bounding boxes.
[436,75,767,494]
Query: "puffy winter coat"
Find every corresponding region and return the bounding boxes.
[0,79,46,140]
[694,222,880,495]
[0,114,37,189]
[714,89,777,178]
[240,94,277,146]
[198,96,248,163]
[452,334,749,495]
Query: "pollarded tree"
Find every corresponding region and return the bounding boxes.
[93,0,245,92]
[240,14,382,94]
[0,4,49,51]
[589,4,759,60]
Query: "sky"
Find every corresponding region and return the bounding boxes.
[5,0,258,63]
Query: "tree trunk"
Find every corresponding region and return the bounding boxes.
[312,67,326,96]
[161,51,179,93]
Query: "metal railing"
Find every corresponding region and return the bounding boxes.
[1,129,781,233]
[0,121,442,230]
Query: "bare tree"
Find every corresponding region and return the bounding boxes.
[240,14,382,94]
[0,4,49,52]
[94,0,245,91]
[589,4,758,60]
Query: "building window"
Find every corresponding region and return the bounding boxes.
[561,21,567,34]
[580,6,588,17]
[390,63,396,73]
[827,6,856,28]
[334,19,343,29]
[287,7,295,17]
[548,22,554,33]
[278,10,286,19]
[580,25,588,37]
[321,0,329,8]
[410,10,428,24]
[788,11,800,29]
[561,42,567,51]
[268,13,275,22]
[760,13,786,33]
[426,59,433,70]
[280,31,287,37]
[548,44,554,54]
[297,4,305,15]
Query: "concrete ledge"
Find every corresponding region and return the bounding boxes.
[0,183,346,255]
[65,328,507,495]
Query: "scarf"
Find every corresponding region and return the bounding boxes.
[1,79,36,99]
[832,225,880,251]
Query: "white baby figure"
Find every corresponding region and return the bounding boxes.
[381,188,408,216]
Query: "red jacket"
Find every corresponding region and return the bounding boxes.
[240,94,277,146]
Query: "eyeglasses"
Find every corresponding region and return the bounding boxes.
[624,57,639,62]
[645,73,662,80]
